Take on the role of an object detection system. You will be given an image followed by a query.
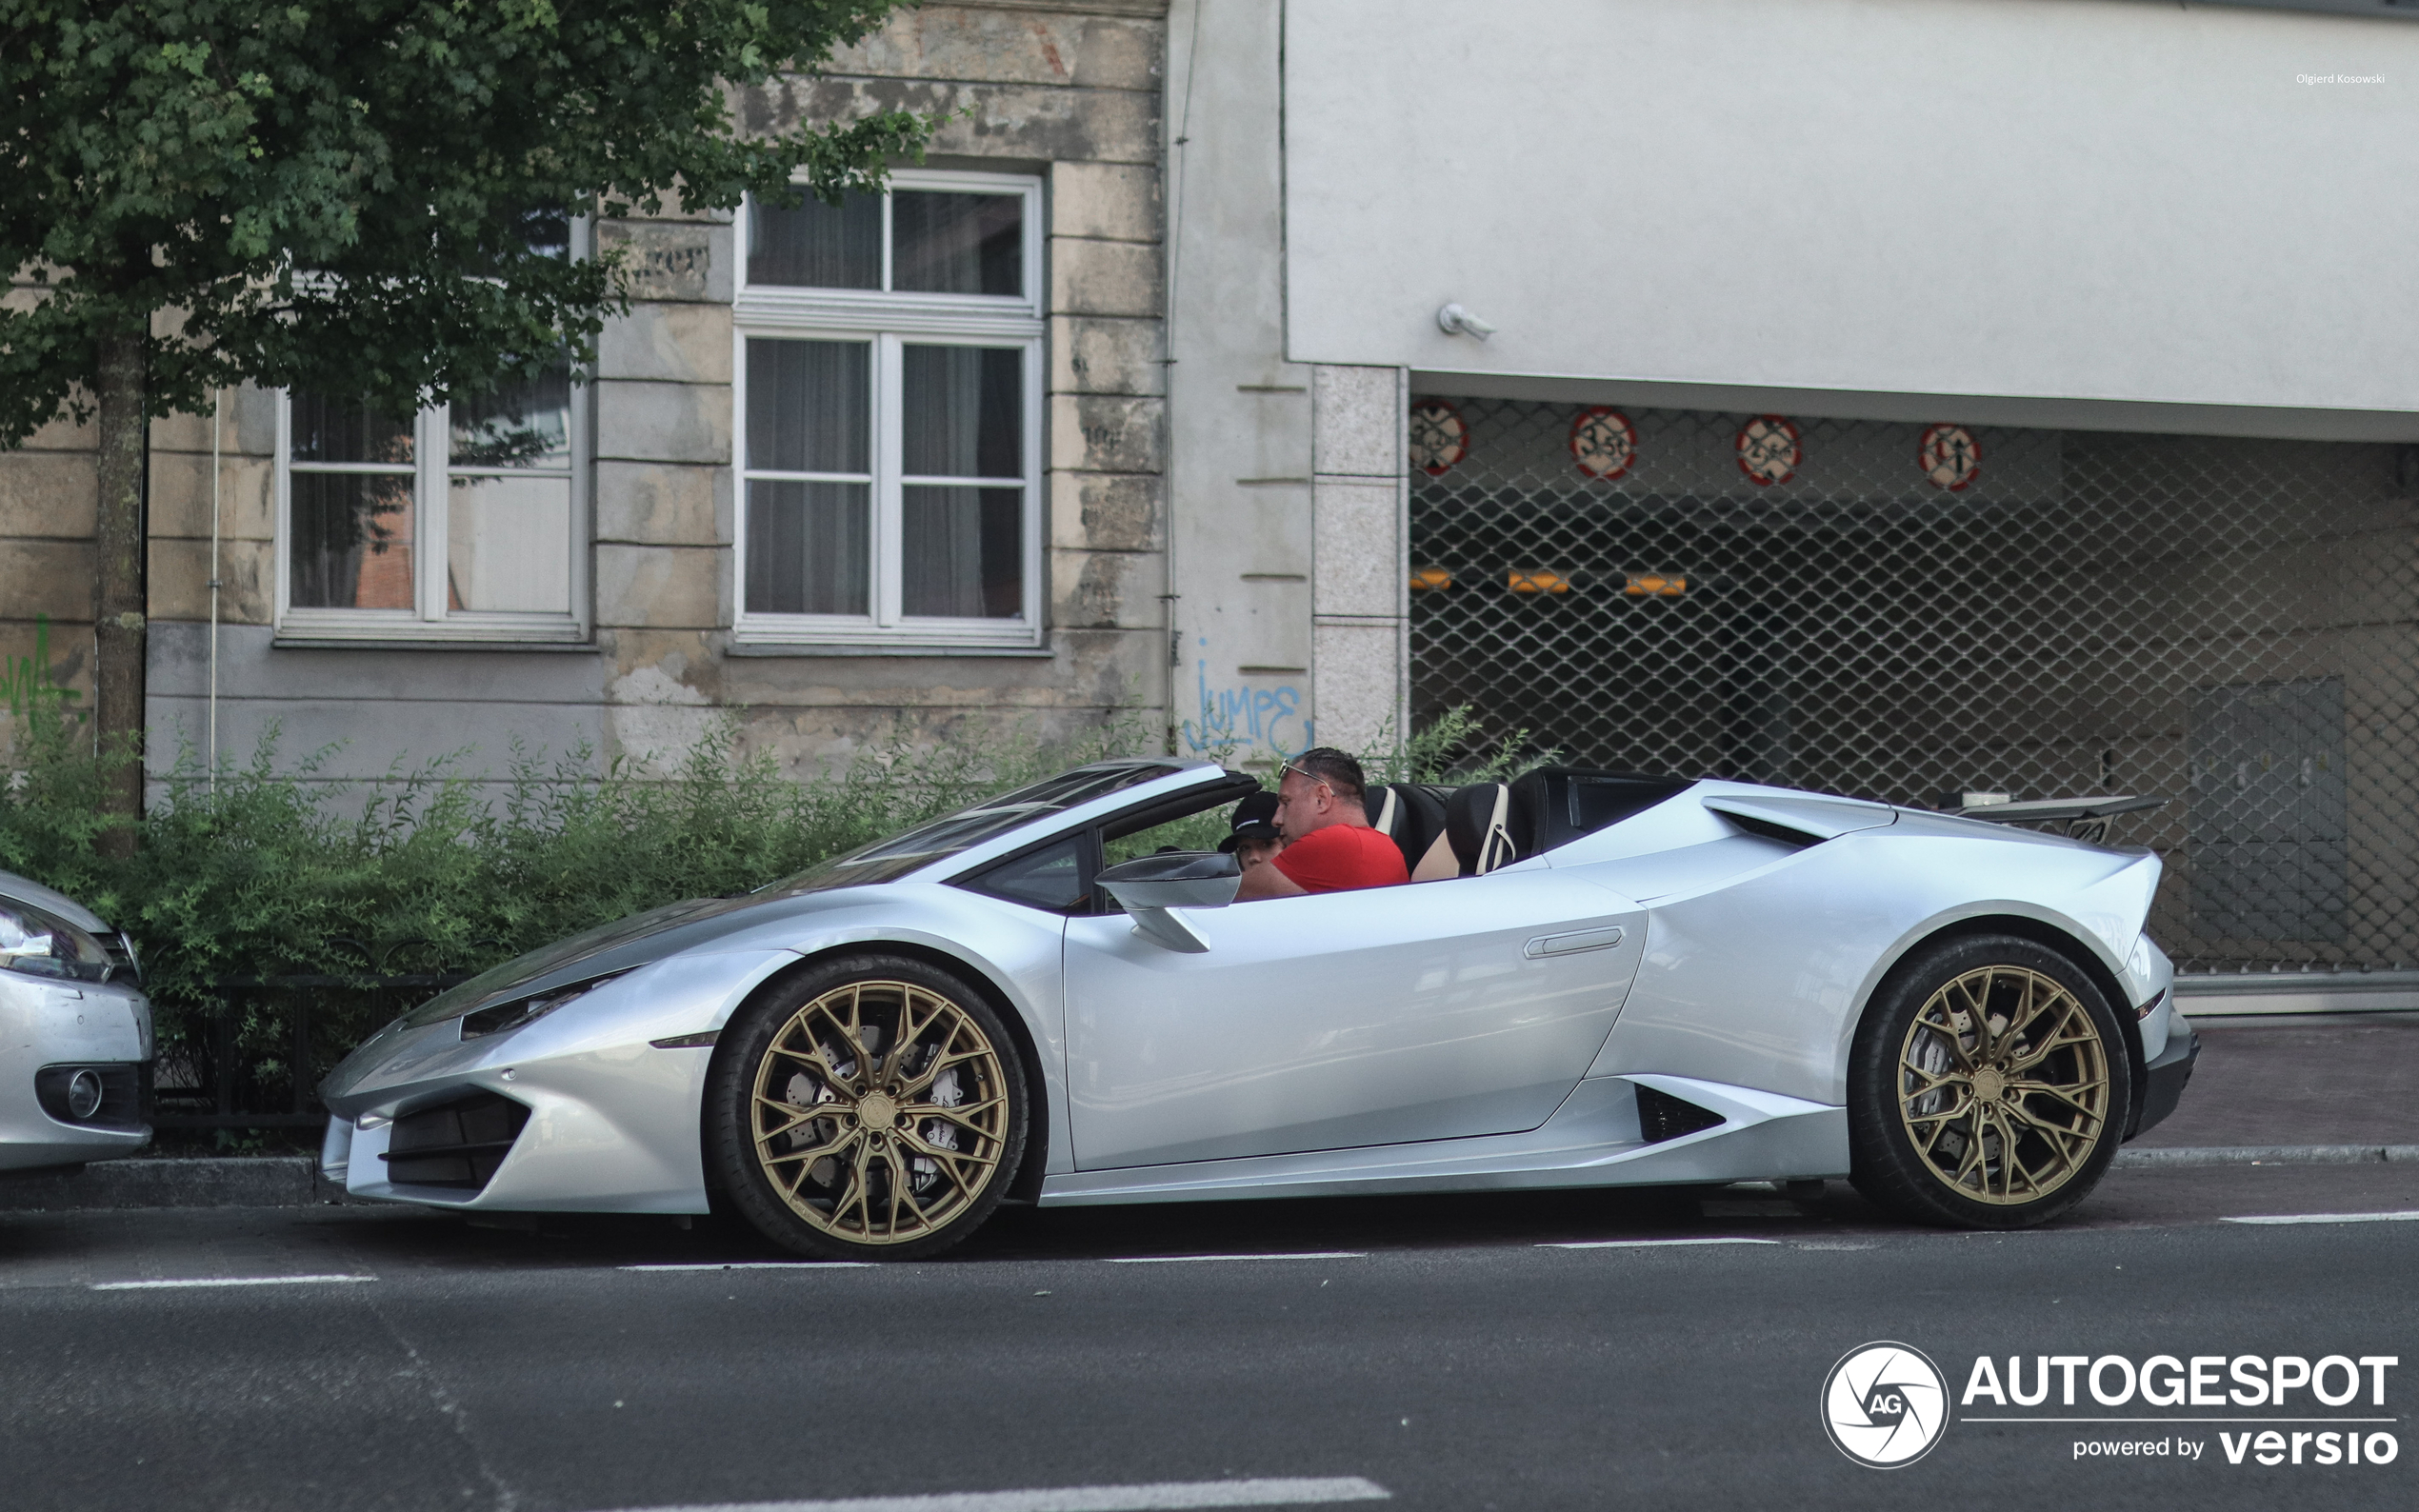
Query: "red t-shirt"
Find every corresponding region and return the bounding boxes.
[1271,823,1409,894]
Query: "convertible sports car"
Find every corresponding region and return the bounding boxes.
[318,759,2198,1257]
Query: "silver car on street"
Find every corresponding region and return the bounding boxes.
[318,759,2197,1258]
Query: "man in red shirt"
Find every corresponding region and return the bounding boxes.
[1233,746,1409,900]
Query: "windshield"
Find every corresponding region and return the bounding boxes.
[766,763,1181,897]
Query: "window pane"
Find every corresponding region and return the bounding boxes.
[450,360,571,469]
[965,837,1090,912]
[515,208,570,261]
[747,339,870,474]
[901,345,1021,480]
[892,191,1022,295]
[749,191,880,288]
[290,472,414,608]
[747,480,870,615]
[290,395,412,464]
[448,475,571,613]
[903,486,1022,619]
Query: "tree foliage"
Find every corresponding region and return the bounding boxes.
[0,0,931,437]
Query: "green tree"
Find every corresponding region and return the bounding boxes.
[0,1,931,844]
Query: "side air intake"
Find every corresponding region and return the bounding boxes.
[380,1091,530,1190]
[1636,1084,1726,1144]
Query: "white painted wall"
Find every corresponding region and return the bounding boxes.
[1283,0,2419,427]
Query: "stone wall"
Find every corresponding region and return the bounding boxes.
[0,403,100,739]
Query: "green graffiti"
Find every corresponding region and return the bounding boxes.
[2,616,83,722]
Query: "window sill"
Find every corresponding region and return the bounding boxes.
[724,641,1055,659]
[270,637,596,653]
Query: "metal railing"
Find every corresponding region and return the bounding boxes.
[151,953,477,1131]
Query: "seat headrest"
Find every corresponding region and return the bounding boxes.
[1443,783,1518,876]
[1363,785,1399,837]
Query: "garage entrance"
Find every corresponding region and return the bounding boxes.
[1406,397,2419,974]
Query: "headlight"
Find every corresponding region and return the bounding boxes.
[458,972,629,1041]
[0,898,115,984]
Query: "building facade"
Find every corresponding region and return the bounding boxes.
[3,0,1174,786]
[1156,0,2419,1009]
[7,0,2419,1011]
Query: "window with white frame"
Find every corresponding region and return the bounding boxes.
[276,364,585,641]
[276,210,589,643]
[735,169,1044,647]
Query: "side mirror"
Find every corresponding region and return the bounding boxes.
[1097,850,1241,952]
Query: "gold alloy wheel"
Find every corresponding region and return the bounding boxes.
[1895,965,2110,1205]
[749,980,1010,1245]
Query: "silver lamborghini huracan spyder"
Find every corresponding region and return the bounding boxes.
[318,759,2199,1257]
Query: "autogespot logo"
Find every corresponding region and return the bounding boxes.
[1824,1342,1950,1467]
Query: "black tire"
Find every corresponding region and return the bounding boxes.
[1848,933,2132,1230]
[707,954,1028,1262]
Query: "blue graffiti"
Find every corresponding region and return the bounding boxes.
[1179,651,1311,760]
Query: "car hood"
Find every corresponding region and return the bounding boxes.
[0,869,115,934]
[388,884,906,1030]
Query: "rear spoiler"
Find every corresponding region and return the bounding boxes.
[1949,794,2168,846]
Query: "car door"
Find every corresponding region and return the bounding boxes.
[1062,868,1646,1170]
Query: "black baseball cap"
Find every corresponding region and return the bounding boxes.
[1217,790,1281,852]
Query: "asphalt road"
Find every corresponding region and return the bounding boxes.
[2,1166,2413,1512]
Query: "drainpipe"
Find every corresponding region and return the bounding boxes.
[208,387,222,793]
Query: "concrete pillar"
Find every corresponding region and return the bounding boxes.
[1309,365,1409,754]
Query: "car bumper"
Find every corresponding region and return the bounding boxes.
[0,976,152,1170]
[2129,1019,2199,1140]
[317,950,792,1213]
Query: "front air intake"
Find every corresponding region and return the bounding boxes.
[380,1091,530,1190]
[1636,1084,1725,1144]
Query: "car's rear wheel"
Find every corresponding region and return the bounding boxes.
[708,955,1027,1261]
[1848,934,2130,1229]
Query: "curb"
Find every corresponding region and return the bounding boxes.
[0,1157,357,1212]
[2115,1144,2419,1168]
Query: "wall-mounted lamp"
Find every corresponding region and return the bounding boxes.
[1436,303,1496,341]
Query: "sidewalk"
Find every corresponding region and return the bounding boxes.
[2139,1011,2419,1150]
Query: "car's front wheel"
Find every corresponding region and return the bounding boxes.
[1848,934,2131,1229]
[708,955,1028,1261]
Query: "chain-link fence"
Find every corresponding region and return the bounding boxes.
[1407,396,2419,975]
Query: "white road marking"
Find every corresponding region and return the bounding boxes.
[591,1478,1389,1512]
[619,1263,876,1271]
[2222,1210,2419,1225]
[1105,1252,1366,1264]
[90,1274,375,1291]
[1538,1237,1782,1249]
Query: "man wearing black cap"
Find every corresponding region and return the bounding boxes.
[1218,790,1285,875]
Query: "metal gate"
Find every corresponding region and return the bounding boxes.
[1406,397,2419,974]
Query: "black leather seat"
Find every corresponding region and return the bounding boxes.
[1441,782,1519,876]
[1363,782,1449,875]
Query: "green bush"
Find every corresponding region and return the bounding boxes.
[0,704,1545,1111]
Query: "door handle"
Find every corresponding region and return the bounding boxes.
[1524,926,1625,959]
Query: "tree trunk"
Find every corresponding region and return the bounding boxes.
[91,332,147,858]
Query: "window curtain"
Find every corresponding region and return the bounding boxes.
[901,346,1021,618]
